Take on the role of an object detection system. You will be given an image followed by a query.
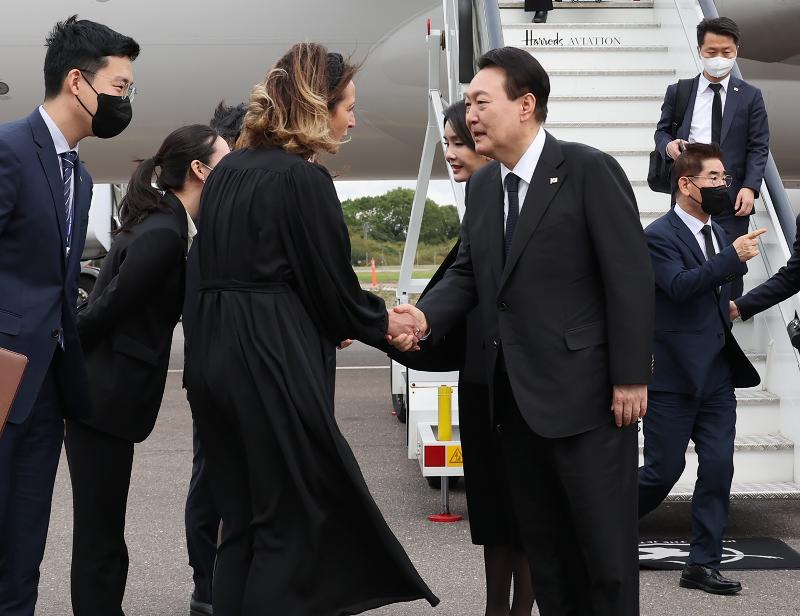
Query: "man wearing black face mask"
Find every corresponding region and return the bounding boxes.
[0,15,138,616]
[638,144,763,595]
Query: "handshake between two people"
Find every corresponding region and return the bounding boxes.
[385,303,428,352]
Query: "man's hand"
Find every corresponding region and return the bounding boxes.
[735,187,756,216]
[729,301,740,322]
[611,384,647,428]
[337,339,353,350]
[666,139,686,160]
[732,228,767,263]
[386,304,428,352]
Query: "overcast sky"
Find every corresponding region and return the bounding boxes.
[334,179,456,206]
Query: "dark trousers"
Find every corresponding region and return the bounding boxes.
[638,353,736,567]
[0,365,64,616]
[65,419,134,616]
[714,213,750,300]
[525,0,554,10]
[495,373,640,616]
[185,421,220,604]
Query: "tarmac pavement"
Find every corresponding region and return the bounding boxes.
[35,334,800,615]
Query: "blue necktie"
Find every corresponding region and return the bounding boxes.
[60,151,78,257]
[504,173,520,261]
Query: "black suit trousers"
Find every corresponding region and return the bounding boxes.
[495,372,640,616]
[65,419,134,616]
[184,420,220,604]
[525,0,554,10]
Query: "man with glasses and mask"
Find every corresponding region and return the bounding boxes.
[654,16,769,299]
[0,15,139,616]
[639,143,762,595]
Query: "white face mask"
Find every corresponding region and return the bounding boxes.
[700,54,736,79]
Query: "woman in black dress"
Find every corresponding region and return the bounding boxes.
[391,101,536,616]
[184,43,437,616]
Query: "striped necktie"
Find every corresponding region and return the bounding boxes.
[60,150,78,257]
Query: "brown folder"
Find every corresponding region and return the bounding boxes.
[0,347,28,438]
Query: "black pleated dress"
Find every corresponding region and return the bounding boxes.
[184,147,439,616]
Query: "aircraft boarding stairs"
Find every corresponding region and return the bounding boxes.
[497,0,800,500]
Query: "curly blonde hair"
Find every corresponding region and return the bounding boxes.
[237,42,358,158]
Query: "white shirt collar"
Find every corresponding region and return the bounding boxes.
[38,105,78,156]
[674,203,711,236]
[698,73,731,95]
[186,211,197,249]
[500,126,547,187]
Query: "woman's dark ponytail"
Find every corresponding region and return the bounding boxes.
[116,124,219,233]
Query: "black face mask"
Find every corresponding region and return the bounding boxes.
[689,181,731,217]
[76,75,133,139]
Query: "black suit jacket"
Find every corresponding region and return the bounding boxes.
[646,209,759,393]
[77,192,188,442]
[654,75,769,202]
[737,214,800,321]
[416,132,655,438]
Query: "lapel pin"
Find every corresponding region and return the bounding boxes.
[734,87,739,92]
[550,177,558,184]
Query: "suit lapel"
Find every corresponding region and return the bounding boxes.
[668,208,705,267]
[480,163,505,286]
[30,112,67,260]
[721,77,742,145]
[679,76,701,140]
[499,132,566,290]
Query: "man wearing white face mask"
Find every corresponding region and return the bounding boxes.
[654,17,769,300]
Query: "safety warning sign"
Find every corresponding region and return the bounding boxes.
[446,446,463,467]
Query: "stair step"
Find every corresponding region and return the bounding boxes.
[639,433,794,483]
[666,481,800,501]
[500,0,655,8]
[546,124,654,151]
[506,22,662,29]
[549,70,678,95]
[524,44,667,52]
[546,96,664,123]
[639,433,791,455]
[549,94,663,101]
[504,23,662,46]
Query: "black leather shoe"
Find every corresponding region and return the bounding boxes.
[190,594,213,616]
[679,564,742,595]
[532,10,548,23]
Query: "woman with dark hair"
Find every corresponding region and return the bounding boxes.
[65,124,229,616]
[391,101,536,616]
[184,43,437,615]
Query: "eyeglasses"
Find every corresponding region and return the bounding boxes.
[689,174,733,188]
[79,69,137,102]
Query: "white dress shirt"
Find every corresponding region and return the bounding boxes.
[499,126,547,231]
[186,211,197,251]
[674,204,720,259]
[38,105,78,214]
[688,74,730,146]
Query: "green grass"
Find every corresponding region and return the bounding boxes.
[354,268,436,284]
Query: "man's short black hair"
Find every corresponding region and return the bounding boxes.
[477,46,549,123]
[44,15,140,99]
[697,16,740,47]
[673,142,724,192]
[209,101,247,147]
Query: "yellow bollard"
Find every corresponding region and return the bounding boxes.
[437,385,453,441]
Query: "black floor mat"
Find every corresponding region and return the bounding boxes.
[639,538,800,570]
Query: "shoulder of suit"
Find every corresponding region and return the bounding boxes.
[0,117,31,151]
[643,211,673,237]
[557,139,610,165]
[469,160,499,185]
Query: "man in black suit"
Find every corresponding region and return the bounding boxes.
[392,47,654,615]
[654,17,769,299]
[639,144,761,595]
[0,17,138,616]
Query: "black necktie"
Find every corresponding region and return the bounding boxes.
[700,225,716,260]
[504,173,520,261]
[709,83,723,146]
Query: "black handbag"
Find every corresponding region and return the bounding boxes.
[787,311,800,350]
[647,79,694,194]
